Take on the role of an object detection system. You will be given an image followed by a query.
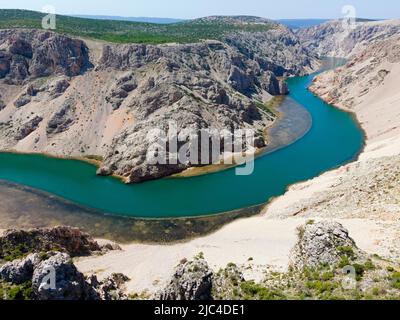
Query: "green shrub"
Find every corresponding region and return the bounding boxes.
[337,246,355,259]
[338,256,350,268]
[352,264,366,281]
[306,280,337,294]
[240,281,285,300]
[0,281,33,300]
[321,271,335,281]
[391,272,400,289]
[363,260,375,271]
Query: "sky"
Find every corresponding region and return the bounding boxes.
[0,0,399,20]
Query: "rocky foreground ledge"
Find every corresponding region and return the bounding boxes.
[0,226,126,300]
[1,222,399,300]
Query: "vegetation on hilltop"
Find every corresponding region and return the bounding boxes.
[0,9,277,44]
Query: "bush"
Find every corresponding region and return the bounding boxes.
[337,246,355,259]
[391,272,400,289]
[240,281,285,300]
[306,280,337,294]
[0,281,33,300]
[321,271,335,281]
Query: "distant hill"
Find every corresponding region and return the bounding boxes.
[72,15,184,24]
[0,9,277,44]
[277,19,330,29]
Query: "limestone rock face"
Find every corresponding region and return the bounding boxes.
[16,116,43,140]
[289,221,358,270]
[46,101,75,135]
[32,252,87,300]
[0,29,91,84]
[156,258,213,300]
[0,226,101,259]
[95,34,315,182]
[309,33,400,111]
[13,94,31,107]
[0,253,41,284]
[297,20,400,58]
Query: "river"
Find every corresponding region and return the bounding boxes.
[0,58,364,218]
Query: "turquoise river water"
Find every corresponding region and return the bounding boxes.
[0,58,364,218]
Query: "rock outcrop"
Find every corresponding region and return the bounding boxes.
[156,257,213,300]
[289,221,359,271]
[0,226,101,260]
[32,252,88,300]
[0,250,129,300]
[0,253,41,284]
[0,20,319,183]
[297,19,400,58]
[0,29,91,84]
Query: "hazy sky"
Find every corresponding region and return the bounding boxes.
[0,0,399,19]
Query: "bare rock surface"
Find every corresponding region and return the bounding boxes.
[0,29,91,84]
[289,221,359,270]
[297,19,400,58]
[156,257,213,300]
[32,252,87,300]
[0,253,41,284]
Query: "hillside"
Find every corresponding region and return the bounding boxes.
[0,9,278,44]
[297,19,400,57]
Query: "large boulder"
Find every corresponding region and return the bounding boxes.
[289,221,358,271]
[0,253,41,284]
[32,252,87,300]
[156,257,213,300]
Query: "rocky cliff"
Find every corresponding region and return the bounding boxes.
[0,19,318,183]
[297,19,400,58]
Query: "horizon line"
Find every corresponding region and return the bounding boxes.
[0,8,389,21]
